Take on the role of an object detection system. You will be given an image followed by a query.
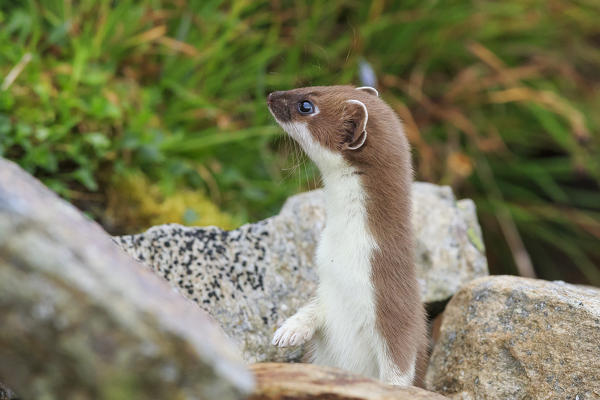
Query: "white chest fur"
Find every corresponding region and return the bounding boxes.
[313,168,381,376]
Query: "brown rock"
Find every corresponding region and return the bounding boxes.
[0,158,253,400]
[249,362,448,399]
[426,275,600,399]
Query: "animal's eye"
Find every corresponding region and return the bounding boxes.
[298,100,315,115]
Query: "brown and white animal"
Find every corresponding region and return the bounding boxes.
[267,85,426,385]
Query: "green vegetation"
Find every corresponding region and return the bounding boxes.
[1,0,599,284]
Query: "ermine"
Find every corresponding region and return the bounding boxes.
[267,85,426,386]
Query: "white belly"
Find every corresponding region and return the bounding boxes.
[310,195,381,378]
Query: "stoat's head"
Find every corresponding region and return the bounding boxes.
[267,85,401,174]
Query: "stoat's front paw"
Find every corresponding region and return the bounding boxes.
[272,316,315,347]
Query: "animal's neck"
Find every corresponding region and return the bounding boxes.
[315,148,412,266]
[364,171,411,230]
[320,161,411,236]
[320,165,368,225]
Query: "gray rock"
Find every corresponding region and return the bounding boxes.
[426,275,600,399]
[412,183,487,304]
[0,158,253,400]
[116,183,487,363]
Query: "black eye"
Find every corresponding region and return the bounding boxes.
[298,100,315,115]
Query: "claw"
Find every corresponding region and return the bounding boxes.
[272,315,316,348]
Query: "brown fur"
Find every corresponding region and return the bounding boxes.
[268,86,427,383]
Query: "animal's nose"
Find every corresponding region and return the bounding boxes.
[267,91,284,105]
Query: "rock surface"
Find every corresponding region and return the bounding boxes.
[426,275,600,399]
[249,363,448,400]
[413,184,487,305]
[116,183,487,363]
[0,158,253,400]
[0,383,16,400]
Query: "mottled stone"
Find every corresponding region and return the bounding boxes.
[116,183,487,363]
[249,363,448,400]
[0,158,253,400]
[426,275,600,400]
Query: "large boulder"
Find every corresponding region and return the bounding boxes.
[116,183,487,362]
[426,275,600,399]
[249,363,448,400]
[0,158,253,400]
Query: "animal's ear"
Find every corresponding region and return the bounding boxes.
[356,86,379,97]
[342,100,368,151]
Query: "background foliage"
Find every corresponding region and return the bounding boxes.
[1,0,599,284]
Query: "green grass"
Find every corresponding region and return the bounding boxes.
[1,0,599,284]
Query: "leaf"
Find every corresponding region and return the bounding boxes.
[72,168,98,191]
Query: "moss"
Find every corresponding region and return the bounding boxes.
[105,173,240,234]
[99,373,141,400]
[467,227,485,253]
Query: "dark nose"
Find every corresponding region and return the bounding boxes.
[267,91,285,105]
[267,91,291,122]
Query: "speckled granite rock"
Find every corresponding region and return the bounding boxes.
[426,276,600,400]
[249,363,448,400]
[116,183,487,363]
[0,158,253,400]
